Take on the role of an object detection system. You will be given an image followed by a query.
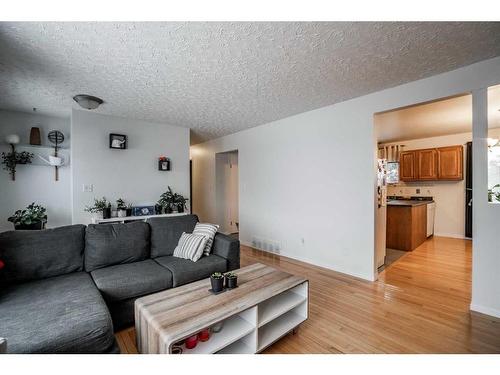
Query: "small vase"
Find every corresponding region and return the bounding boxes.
[165,205,173,214]
[198,329,210,342]
[210,276,224,293]
[177,205,184,213]
[91,212,103,221]
[185,335,198,349]
[103,207,111,219]
[117,209,127,218]
[126,208,133,216]
[211,321,224,333]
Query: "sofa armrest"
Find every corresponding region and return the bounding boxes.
[0,337,6,354]
[212,233,240,271]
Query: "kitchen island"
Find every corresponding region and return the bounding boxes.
[386,200,430,251]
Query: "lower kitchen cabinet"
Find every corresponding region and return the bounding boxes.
[387,204,427,251]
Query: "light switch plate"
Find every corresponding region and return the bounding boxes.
[83,184,94,193]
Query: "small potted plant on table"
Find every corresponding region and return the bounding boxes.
[85,197,112,221]
[116,198,127,217]
[8,202,47,230]
[224,272,238,289]
[210,272,224,293]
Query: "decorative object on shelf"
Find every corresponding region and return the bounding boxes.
[210,272,224,293]
[2,134,33,180]
[198,329,210,342]
[73,94,103,110]
[116,198,127,217]
[126,204,133,217]
[154,204,163,215]
[173,192,188,213]
[211,321,224,333]
[85,197,112,220]
[47,130,64,181]
[132,205,155,216]
[158,156,170,171]
[29,127,41,145]
[185,334,198,350]
[224,272,238,289]
[8,202,47,230]
[158,186,175,214]
[488,184,500,203]
[109,134,127,149]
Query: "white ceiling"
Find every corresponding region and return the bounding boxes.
[1,22,500,144]
[375,85,500,143]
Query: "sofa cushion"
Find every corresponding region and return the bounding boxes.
[85,222,150,272]
[147,214,198,258]
[0,272,117,353]
[90,259,173,302]
[154,254,227,287]
[0,224,85,285]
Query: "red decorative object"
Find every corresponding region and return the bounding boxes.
[0,259,4,270]
[185,334,198,349]
[198,329,210,342]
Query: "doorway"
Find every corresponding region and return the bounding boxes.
[215,150,239,236]
[374,92,473,275]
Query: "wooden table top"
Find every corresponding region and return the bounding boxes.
[135,262,307,350]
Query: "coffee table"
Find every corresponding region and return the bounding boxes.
[135,263,308,354]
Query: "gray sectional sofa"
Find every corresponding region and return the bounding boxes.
[0,214,240,354]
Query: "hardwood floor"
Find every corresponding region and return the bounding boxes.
[116,236,500,353]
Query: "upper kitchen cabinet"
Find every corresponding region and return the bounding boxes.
[416,149,438,180]
[400,151,416,181]
[437,145,463,180]
[399,145,463,182]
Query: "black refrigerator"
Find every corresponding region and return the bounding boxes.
[465,142,473,238]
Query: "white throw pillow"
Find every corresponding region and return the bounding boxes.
[173,232,208,262]
[192,222,220,256]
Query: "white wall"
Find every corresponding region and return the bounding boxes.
[0,110,71,232]
[71,110,190,224]
[191,56,500,304]
[382,132,472,239]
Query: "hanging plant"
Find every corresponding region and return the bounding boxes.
[1,151,34,180]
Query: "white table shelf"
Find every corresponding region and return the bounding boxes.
[92,212,188,224]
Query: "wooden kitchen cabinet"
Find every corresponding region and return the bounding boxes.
[438,145,463,180]
[387,204,427,251]
[399,151,416,181]
[398,145,463,182]
[416,149,438,180]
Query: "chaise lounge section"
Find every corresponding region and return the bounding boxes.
[0,214,239,353]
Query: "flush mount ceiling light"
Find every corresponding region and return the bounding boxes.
[73,94,103,110]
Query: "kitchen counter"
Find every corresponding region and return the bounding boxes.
[387,200,433,207]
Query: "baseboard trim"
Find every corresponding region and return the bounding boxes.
[240,240,376,282]
[470,303,500,318]
[433,232,468,240]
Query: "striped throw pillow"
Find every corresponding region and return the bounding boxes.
[173,232,208,262]
[193,223,220,256]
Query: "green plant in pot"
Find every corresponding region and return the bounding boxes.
[173,193,189,213]
[1,150,34,181]
[488,184,500,203]
[116,198,127,217]
[224,272,238,289]
[210,272,224,293]
[85,197,112,220]
[158,186,175,214]
[8,202,47,230]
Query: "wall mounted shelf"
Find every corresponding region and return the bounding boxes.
[15,144,70,167]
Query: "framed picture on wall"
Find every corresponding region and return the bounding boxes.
[109,133,127,149]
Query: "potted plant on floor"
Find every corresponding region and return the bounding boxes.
[85,197,112,220]
[8,202,47,230]
[116,198,127,217]
[224,272,238,289]
[210,272,224,293]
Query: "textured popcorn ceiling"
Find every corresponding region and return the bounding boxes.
[1,22,500,144]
